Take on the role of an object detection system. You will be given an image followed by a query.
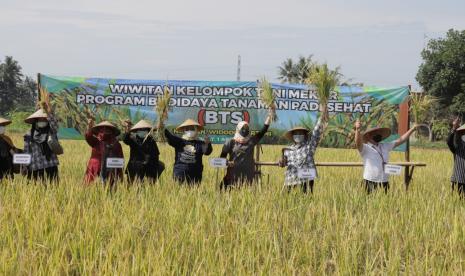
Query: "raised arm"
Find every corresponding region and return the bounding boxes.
[253,107,274,142]
[307,104,329,152]
[164,128,183,148]
[394,124,418,148]
[448,117,462,153]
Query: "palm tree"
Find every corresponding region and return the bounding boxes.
[0,56,23,89]
[295,55,313,83]
[277,58,296,83]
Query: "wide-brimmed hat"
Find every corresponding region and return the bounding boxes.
[176,119,203,131]
[0,117,12,126]
[457,124,465,135]
[91,121,121,136]
[283,126,310,141]
[24,109,48,124]
[363,127,391,141]
[130,120,153,132]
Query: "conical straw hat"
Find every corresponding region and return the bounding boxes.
[0,117,12,126]
[363,127,391,142]
[176,118,203,131]
[91,121,121,136]
[24,109,48,124]
[283,126,309,141]
[130,120,153,132]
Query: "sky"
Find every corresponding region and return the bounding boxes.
[1,0,464,89]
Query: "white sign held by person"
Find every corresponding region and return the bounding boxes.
[106,158,125,168]
[13,154,32,165]
[209,158,228,168]
[385,164,402,175]
[298,168,317,180]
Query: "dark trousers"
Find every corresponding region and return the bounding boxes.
[287,180,314,194]
[365,180,389,194]
[452,182,465,197]
[27,166,59,183]
[174,172,201,186]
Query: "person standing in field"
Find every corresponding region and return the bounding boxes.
[163,119,212,185]
[23,104,62,182]
[447,117,465,197]
[84,119,124,186]
[219,107,274,189]
[354,119,418,193]
[122,119,164,183]
[0,117,21,180]
[278,104,329,193]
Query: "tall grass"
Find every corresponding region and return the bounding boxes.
[0,135,463,274]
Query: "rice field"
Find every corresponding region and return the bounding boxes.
[0,136,464,275]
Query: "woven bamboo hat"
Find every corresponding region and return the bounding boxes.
[363,127,391,142]
[283,126,309,141]
[24,109,48,124]
[130,120,153,132]
[457,124,465,135]
[91,121,120,136]
[0,117,12,126]
[176,119,203,131]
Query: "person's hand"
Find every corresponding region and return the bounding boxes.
[87,118,94,129]
[413,123,420,131]
[228,161,235,167]
[204,133,211,144]
[123,119,132,132]
[453,117,461,131]
[278,158,286,167]
[355,119,361,131]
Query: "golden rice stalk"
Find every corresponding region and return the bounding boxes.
[306,63,340,108]
[39,86,51,114]
[151,84,171,143]
[258,77,277,122]
[409,93,437,124]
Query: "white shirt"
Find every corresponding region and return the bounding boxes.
[360,142,396,182]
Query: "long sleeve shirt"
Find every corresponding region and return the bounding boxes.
[283,117,324,186]
[447,131,465,184]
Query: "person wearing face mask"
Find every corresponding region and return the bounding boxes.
[447,117,465,197]
[0,117,21,180]
[220,107,274,189]
[278,105,329,193]
[84,119,124,185]
[163,118,212,185]
[355,119,418,193]
[23,107,60,182]
[122,119,164,183]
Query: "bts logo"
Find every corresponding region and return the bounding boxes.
[198,109,249,125]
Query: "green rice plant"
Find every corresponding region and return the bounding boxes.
[258,77,277,122]
[151,84,171,143]
[306,63,341,107]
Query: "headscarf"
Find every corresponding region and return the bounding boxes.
[233,121,250,144]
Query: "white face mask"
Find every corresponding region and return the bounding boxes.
[462,135,465,143]
[293,134,305,143]
[36,121,48,128]
[136,131,148,139]
[185,130,197,139]
[0,126,5,135]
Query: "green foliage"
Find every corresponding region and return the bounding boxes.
[2,111,32,133]
[416,29,465,116]
[431,120,450,140]
[277,55,313,84]
[0,56,36,114]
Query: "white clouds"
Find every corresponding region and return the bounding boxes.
[0,0,464,86]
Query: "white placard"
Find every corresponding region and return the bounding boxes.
[106,158,125,168]
[13,154,31,165]
[209,158,228,168]
[297,168,316,180]
[384,164,402,175]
